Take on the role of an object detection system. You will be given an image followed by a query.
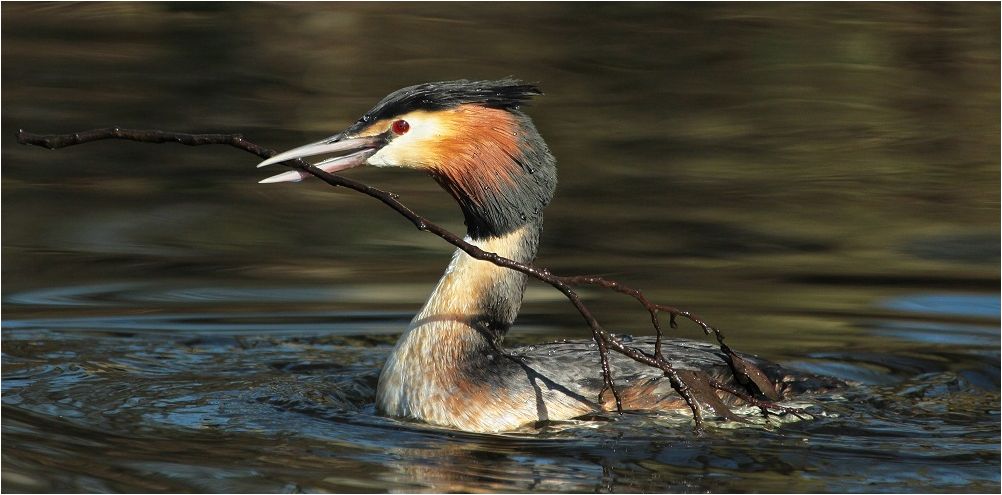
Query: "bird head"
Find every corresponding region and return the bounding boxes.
[257,79,557,240]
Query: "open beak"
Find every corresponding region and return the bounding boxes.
[256,133,386,184]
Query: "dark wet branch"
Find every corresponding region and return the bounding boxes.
[16,127,798,431]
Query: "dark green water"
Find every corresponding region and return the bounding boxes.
[2,2,999,492]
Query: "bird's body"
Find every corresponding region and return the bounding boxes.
[258,79,832,432]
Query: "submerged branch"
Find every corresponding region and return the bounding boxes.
[16,127,798,431]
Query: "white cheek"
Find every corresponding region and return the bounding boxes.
[367,149,395,167]
[365,116,443,168]
[367,141,410,168]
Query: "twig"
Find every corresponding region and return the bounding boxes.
[15,127,794,430]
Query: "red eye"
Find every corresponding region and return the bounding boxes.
[391,119,410,135]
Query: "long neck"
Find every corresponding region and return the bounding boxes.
[404,111,554,346]
[376,220,541,419]
[407,220,540,350]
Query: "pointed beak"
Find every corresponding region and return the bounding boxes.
[256,133,386,184]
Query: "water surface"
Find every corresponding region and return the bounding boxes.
[3,2,999,493]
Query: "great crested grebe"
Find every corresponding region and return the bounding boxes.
[257,79,830,432]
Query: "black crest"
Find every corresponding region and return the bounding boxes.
[347,78,542,132]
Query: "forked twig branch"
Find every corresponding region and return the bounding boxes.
[16,127,798,431]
